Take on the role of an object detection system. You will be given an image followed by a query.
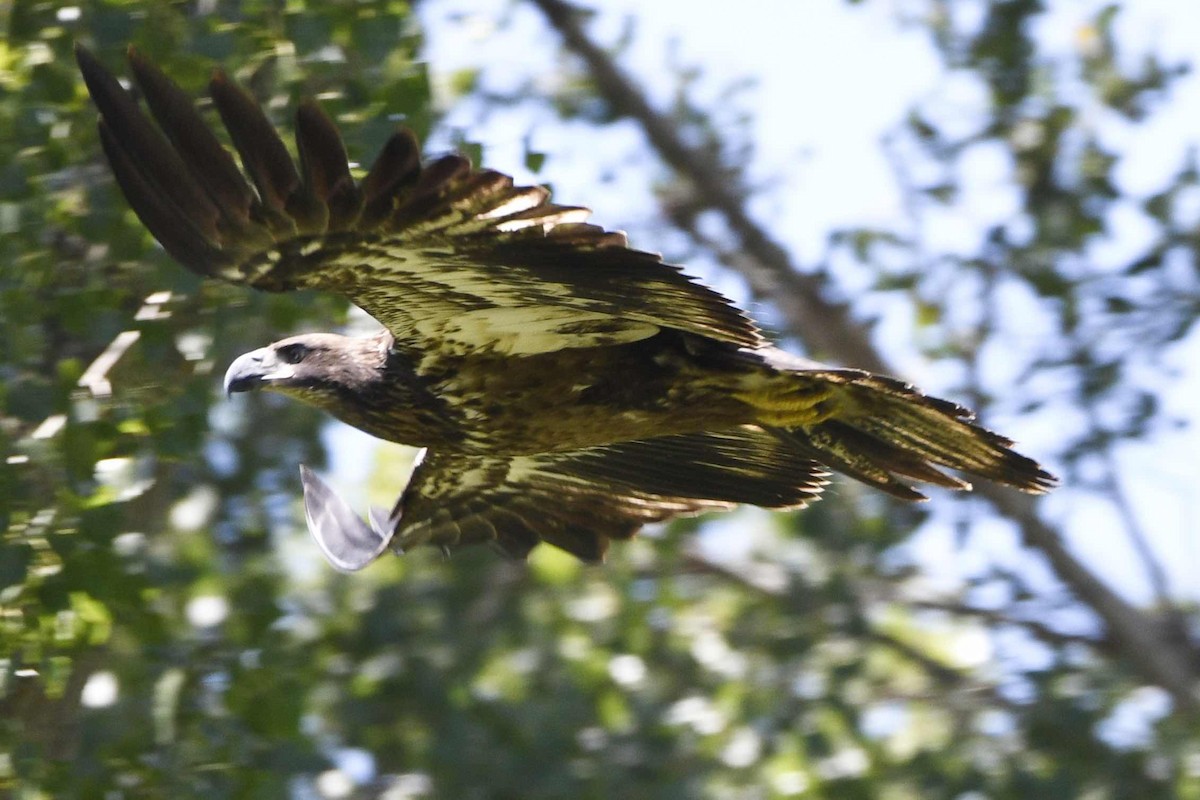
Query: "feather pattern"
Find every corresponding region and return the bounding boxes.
[388,427,828,561]
[762,367,1058,500]
[77,45,761,358]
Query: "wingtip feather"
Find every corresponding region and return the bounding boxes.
[299,465,393,571]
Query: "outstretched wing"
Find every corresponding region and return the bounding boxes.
[77,45,761,357]
[300,427,827,569]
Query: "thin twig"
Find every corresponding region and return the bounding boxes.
[908,598,1111,653]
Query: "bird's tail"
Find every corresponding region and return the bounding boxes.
[739,366,1057,501]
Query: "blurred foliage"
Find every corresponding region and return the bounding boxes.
[1,1,1198,799]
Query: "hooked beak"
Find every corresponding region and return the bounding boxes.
[223,347,292,397]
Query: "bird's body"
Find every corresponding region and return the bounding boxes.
[261,329,818,455]
[77,45,1056,570]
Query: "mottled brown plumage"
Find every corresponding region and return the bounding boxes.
[78,45,1056,570]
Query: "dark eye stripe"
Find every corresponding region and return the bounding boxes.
[277,343,307,364]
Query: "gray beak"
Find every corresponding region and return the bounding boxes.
[223,347,279,397]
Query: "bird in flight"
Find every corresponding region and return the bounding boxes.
[77,45,1056,571]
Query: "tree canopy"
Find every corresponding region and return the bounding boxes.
[2,1,1198,797]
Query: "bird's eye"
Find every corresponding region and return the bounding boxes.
[277,343,307,364]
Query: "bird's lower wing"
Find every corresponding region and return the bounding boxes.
[299,427,827,568]
[77,46,760,357]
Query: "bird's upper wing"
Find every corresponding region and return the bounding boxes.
[77,46,761,357]
[299,427,827,569]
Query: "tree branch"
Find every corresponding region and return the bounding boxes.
[529,0,1200,715]
[680,552,1020,710]
[529,0,886,372]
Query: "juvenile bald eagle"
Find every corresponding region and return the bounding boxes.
[77,46,1055,571]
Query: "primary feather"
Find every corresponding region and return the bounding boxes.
[79,45,761,357]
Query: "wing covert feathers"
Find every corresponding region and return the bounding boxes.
[77,45,761,355]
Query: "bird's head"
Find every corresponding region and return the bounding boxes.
[223,333,388,407]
